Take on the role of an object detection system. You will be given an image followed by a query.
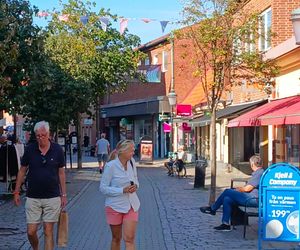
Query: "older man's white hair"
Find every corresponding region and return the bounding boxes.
[34,121,50,133]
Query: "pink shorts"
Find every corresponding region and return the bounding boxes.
[105,206,139,225]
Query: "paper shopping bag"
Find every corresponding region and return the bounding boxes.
[57,210,68,247]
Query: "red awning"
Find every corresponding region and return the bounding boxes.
[228,95,300,127]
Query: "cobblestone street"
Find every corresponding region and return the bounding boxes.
[1,157,300,249]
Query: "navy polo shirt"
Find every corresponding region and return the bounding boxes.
[21,141,65,199]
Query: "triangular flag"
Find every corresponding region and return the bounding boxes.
[99,17,110,32]
[80,16,89,25]
[141,18,152,23]
[37,11,49,17]
[58,14,69,22]
[120,18,128,35]
[160,21,169,33]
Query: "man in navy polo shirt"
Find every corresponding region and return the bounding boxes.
[14,121,67,250]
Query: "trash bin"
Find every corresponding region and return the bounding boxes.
[194,159,207,188]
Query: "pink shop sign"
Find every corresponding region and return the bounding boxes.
[163,122,171,133]
[176,104,192,116]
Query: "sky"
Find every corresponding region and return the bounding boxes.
[29,0,185,44]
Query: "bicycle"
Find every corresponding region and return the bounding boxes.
[165,152,186,178]
[172,159,187,178]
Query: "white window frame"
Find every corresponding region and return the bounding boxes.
[162,51,168,72]
[259,8,272,52]
[244,32,255,53]
[152,54,158,65]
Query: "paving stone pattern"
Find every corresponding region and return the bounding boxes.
[1,158,300,249]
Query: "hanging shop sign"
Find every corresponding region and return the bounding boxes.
[163,122,171,133]
[176,104,192,116]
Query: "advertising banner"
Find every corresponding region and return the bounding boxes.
[139,136,153,163]
[259,163,300,245]
[264,188,300,241]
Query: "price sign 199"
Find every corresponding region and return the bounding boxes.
[271,210,290,218]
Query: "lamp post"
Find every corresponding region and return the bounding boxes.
[167,32,177,155]
[168,90,177,154]
[291,7,300,45]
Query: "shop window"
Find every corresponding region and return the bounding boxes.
[286,125,300,167]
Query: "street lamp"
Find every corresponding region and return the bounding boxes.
[168,90,177,154]
[291,7,300,45]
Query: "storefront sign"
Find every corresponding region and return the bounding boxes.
[182,122,192,132]
[163,122,171,133]
[83,118,93,125]
[176,104,192,116]
[259,163,300,247]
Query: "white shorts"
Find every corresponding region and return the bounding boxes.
[25,197,61,224]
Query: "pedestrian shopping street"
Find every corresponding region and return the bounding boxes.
[0,156,299,250]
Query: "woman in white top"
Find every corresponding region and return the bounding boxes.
[100,140,140,250]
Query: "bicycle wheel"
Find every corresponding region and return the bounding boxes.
[176,163,186,178]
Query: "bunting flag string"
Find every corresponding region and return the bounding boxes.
[120,18,128,35]
[36,11,176,35]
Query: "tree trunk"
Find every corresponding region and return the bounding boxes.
[76,113,82,169]
[209,109,217,205]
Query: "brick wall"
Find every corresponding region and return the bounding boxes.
[107,0,299,107]
[107,43,171,104]
[245,0,298,47]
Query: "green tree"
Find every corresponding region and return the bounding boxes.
[44,0,143,168]
[180,0,279,203]
[0,0,40,129]
[20,55,92,134]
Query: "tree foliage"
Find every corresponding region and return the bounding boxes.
[45,0,143,107]
[180,0,279,203]
[0,0,40,114]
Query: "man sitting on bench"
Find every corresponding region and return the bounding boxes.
[200,155,264,231]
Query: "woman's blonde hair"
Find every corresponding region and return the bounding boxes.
[117,139,135,156]
[107,139,126,162]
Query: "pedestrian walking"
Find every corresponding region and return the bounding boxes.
[200,155,264,231]
[95,133,110,173]
[100,139,140,250]
[13,121,67,250]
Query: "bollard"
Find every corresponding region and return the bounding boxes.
[194,159,207,188]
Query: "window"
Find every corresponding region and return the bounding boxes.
[286,125,300,167]
[162,51,168,72]
[145,57,150,65]
[152,54,158,65]
[244,32,255,53]
[259,8,272,51]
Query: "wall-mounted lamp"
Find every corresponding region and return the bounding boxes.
[100,109,107,119]
[291,8,300,45]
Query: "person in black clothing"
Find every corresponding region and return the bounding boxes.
[13,121,67,250]
[83,134,89,147]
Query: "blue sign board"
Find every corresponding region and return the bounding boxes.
[264,188,300,241]
[259,163,300,248]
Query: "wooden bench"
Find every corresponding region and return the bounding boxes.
[231,178,259,239]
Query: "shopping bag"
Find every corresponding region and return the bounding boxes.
[57,210,68,247]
